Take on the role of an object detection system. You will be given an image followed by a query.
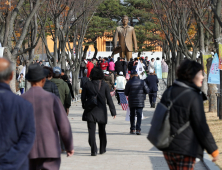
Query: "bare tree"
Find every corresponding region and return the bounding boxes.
[40,0,104,96]
[0,0,45,92]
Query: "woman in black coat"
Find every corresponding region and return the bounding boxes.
[160,59,218,169]
[81,67,116,156]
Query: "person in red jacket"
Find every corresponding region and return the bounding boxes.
[86,59,94,78]
[100,58,108,72]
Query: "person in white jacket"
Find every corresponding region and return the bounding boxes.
[114,71,127,104]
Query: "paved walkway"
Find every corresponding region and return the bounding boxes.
[60,97,219,170]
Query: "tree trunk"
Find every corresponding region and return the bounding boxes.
[72,68,80,97]
[214,0,222,118]
[93,43,98,59]
[207,58,217,112]
[167,60,172,87]
[82,46,89,59]
[9,57,17,93]
[171,51,176,84]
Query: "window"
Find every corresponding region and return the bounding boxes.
[106,41,113,51]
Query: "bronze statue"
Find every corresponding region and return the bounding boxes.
[113,15,138,61]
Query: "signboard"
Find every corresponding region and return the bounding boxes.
[208,53,220,84]
[203,54,212,73]
[219,43,222,69]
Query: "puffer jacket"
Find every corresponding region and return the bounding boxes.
[43,79,60,98]
[161,80,218,159]
[125,76,149,108]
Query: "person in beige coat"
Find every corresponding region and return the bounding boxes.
[113,15,138,61]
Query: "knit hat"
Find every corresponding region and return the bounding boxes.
[105,71,109,75]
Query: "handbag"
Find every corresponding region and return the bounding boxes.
[85,81,101,110]
[147,87,191,149]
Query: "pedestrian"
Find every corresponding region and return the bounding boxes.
[86,59,94,78]
[145,56,149,70]
[61,74,74,100]
[122,58,127,76]
[154,57,162,79]
[128,58,134,71]
[81,67,116,156]
[43,66,60,98]
[104,71,114,92]
[80,69,89,88]
[161,57,168,79]
[80,58,86,78]
[61,69,65,76]
[97,56,102,67]
[161,59,219,169]
[145,69,159,108]
[115,57,123,75]
[39,60,44,66]
[21,64,74,170]
[125,69,149,135]
[149,58,155,72]
[108,58,115,72]
[115,71,127,104]
[51,66,71,114]
[0,58,35,170]
[92,58,97,67]
[18,73,25,94]
[100,58,108,73]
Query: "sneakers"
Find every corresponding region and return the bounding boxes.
[130,130,135,134]
[136,130,141,135]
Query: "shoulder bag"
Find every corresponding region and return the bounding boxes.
[85,81,101,110]
[147,87,191,149]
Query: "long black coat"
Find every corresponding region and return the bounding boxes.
[81,80,116,124]
[145,75,159,92]
[115,61,123,74]
[125,76,150,108]
[161,80,217,159]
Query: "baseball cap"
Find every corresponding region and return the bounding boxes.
[105,71,109,75]
[53,66,61,74]
[119,71,123,75]
[130,70,137,75]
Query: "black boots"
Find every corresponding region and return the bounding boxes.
[151,103,156,108]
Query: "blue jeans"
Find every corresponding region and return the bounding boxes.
[20,88,24,94]
[130,107,143,131]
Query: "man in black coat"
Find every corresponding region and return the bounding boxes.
[145,70,159,108]
[125,70,149,135]
[115,57,123,75]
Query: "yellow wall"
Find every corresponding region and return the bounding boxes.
[46,35,161,53]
